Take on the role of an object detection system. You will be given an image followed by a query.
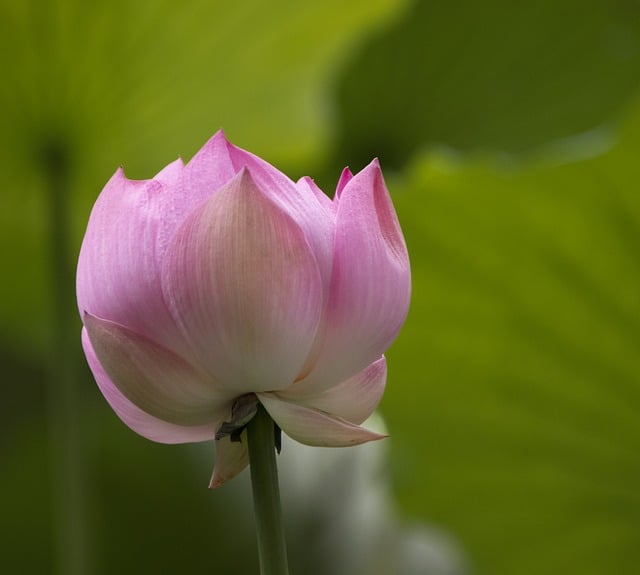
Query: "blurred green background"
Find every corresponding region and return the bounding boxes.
[1,0,639,573]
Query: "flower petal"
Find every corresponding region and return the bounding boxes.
[84,313,230,426]
[335,167,353,198]
[257,393,387,447]
[209,434,250,489]
[224,137,336,287]
[304,160,411,392]
[76,160,196,356]
[181,129,238,204]
[280,357,387,424]
[81,328,219,444]
[162,168,323,393]
[296,176,335,213]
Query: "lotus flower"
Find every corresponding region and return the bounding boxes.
[77,131,410,487]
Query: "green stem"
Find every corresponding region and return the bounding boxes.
[246,404,289,575]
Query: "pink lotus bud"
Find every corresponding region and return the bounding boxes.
[77,131,411,487]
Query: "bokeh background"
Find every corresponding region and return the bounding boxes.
[1,0,639,573]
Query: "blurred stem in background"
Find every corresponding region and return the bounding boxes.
[42,135,92,575]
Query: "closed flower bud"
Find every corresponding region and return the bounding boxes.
[77,131,411,487]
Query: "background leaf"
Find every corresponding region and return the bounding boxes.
[384,96,640,575]
[335,0,640,168]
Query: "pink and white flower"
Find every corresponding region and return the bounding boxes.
[77,131,410,487]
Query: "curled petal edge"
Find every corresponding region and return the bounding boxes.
[257,393,387,447]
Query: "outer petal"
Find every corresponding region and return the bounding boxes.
[82,328,219,444]
[77,160,194,356]
[279,357,387,424]
[162,168,323,393]
[303,160,411,393]
[223,137,336,289]
[84,313,231,426]
[209,434,250,489]
[257,394,386,447]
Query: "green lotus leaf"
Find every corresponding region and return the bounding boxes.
[336,0,640,168]
[384,96,640,575]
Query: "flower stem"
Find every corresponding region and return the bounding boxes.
[247,404,289,575]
